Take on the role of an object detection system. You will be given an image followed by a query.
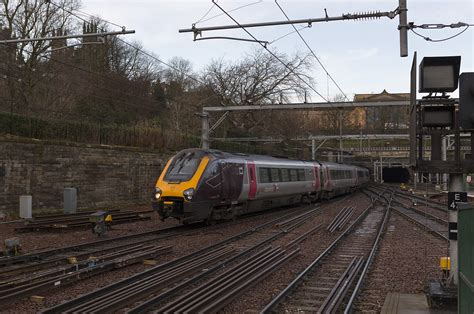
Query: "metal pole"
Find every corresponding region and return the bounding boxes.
[339,110,343,163]
[449,173,464,285]
[0,30,135,44]
[380,156,384,183]
[398,0,408,57]
[201,112,210,149]
[311,138,316,161]
[374,161,378,183]
[442,136,448,190]
[179,11,395,33]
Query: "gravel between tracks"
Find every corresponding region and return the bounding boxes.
[1,203,324,313]
[354,211,447,312]
[221,192,371,313]
[0,206,178,253]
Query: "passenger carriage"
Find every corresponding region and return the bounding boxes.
[152,148,369,224]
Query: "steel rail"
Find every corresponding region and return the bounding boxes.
[0,243,157,288]
[157,247,285,313]
[0,226,192,277]
[320,256,364,312]
[344,192,393,313]
[368,188,448,240]
[42,205,319,314]
[125,210,316,313]
[198,249,300,313]
[370,185,446,212]
[1,203,312,267]
[260,190,387,313]
[391,205,448,240]
[285,223,322,250]
[0,224,191,267]
[70,247,235,313]
[0,246,172,307]
[391,198,447,224]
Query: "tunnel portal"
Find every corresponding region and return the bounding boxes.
[382,167,410,183]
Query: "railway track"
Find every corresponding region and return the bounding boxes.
[374,184,446,212]
[41,205,324,313]
[368,187,448,240]
[261,189,390,313]
[14,210,153,232]
[0,203,309,269]
[2,203,328,308]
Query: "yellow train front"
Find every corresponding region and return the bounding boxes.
[152,149,214,224]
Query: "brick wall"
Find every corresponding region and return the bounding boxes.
[0,137,168,214]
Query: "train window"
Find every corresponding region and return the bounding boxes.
[204,162,219,179]
[297,169,305,181]
[164,151,202,182]
[280,169,289,182]
[270,168,280,182]
[259,168,270,183]
[288,169,296,181]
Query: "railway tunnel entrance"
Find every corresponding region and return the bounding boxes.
[382,167,410,183]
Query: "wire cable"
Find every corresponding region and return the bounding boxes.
[194,2,217,25]
[211,0,329,103]
[410,25,470,42]
[269,25,309,44]
[274,0,349,102]
[195,0,263,25]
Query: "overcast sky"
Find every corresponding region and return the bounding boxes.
[81,0,473,101]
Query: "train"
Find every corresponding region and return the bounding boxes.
[152,148,370,224]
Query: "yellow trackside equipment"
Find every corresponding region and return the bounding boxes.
[440,257,451,271]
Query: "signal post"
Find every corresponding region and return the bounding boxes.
[410,54,474,306]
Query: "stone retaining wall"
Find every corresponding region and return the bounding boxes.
[0,137,168,215]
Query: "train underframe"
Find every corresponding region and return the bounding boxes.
[154,187,358,224]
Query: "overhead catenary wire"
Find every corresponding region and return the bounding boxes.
[274,0,349,102]
[194,0,263,26]
[210,0,329,103]
[269,25,309,45]
[410,25,471,42]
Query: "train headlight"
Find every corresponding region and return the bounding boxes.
[154,187,162,200]
[183,188,195,201]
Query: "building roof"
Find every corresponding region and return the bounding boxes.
[353,89,410,102]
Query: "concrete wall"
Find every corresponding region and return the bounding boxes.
[0,137,167,214]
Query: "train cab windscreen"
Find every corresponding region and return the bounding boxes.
[164,151,203,182]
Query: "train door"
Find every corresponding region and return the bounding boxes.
[247,162,257,199]
[313,165,320,191]
[220,162,244,203]
[219,162,229,202]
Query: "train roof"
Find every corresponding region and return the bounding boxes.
[175,148,368,170]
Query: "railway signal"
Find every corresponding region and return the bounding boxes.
[459,72,474,129]
[410,54,474,290]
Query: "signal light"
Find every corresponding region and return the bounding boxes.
[419,56,461,93]
[459,73,474,130]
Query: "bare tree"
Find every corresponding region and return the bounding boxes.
[0,0,80,115]
[203,48,314,135]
